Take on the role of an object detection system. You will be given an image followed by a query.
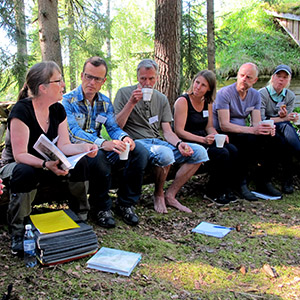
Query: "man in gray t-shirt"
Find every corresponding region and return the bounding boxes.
[213,62,283,201]
[114,59,209,214]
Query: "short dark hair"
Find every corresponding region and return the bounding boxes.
[188,70,216,104]
[17,61,61,101]
[82,56,108,77]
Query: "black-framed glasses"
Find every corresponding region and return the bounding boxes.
[84,73,105,83]
[48,78,64,85]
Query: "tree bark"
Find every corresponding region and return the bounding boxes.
[67,1,76,90]
[155,0,181,108]
[104,0,112,99]
[38,0,64,76]
[207,0,215,73]
[13,0,28,90]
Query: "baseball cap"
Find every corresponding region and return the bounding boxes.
[273,64,292,76]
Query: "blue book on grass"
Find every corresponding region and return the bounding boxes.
[86,247,142,276]
[192,221,234,238]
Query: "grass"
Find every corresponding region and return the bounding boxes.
[1,176,300,299]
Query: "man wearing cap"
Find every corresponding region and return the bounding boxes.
[213,62,284,201]
[259,64,299,194]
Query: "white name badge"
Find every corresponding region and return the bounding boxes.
[149,115,158,124]
[245,106,254,112]
[203,110,209,118]
[96,115,107,124]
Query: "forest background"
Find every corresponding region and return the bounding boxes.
[0,0,300,106]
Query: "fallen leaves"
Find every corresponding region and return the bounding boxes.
[261,264,279,278]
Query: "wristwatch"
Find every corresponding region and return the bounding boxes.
[42,160,49,171]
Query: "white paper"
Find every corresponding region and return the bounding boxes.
[251,191,282,200]
[86,247,142,276]
[192,221,234,238]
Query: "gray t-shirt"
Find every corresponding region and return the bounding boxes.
[213,83,261,130]
[259,87,295,120]
[114,84,172,139]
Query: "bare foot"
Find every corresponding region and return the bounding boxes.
[153,195,168,214]
[165,195,192,213]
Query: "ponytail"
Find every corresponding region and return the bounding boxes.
[17,83,29,101]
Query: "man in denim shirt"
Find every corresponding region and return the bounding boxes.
[62,57,149,228]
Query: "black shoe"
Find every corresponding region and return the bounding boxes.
[204,193,231,206]
[283,179,294,194]
[116,206,139,226]
[226,191,239,203]
[11,236,23,256]
[256,182,282,197]
[235,184,258,201]
[96,210,116,228]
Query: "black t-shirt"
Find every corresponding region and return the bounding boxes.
[181,93,208,137]
[2,98,66,162]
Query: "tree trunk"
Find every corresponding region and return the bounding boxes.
[104,0,112,99]
[155,0,181,108]
[38,0,64,76]
[67,1,76,90]
[207,0,215,73]
[13,0,28,90]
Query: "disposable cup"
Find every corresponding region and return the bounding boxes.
[142,88,153,101]
[214,134,226,148]
[261,119,274,127]
[119,142,130,160]
[294,113,300,125]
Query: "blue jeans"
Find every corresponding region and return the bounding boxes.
[135,138,209,167]
[87,142,149,211]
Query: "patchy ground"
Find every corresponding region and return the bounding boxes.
[1,175,300,300]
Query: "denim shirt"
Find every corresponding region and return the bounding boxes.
[62,85,128,146]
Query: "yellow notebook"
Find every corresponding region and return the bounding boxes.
[30,210,80,234]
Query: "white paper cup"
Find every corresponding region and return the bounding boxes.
[214,134,226,148]
[294,113,300,125]
[142,88,153,101]
[261,119,274,127]
[119,142,130,160]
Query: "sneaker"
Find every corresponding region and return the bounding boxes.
[204,193,231,206]
[116,206,139,226]
[256,182,282,197]
[226,191,239,203]
[96,210,116,228]
[282,179,294,194]
[235,184,258,201]
[11,235,23,256]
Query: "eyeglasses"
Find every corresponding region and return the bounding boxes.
[84,73,105,83]
[48,78,64,85]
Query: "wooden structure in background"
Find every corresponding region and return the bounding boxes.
[267,11,300,47]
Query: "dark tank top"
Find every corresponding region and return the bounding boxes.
[181,93,208,137]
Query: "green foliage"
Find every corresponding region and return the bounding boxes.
[110,0,154,99]
[216,1,300,77]
[181,0,207,91]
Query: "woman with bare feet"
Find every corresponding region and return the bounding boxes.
[174,70,239,206]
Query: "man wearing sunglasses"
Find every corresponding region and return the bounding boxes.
[62,57,149,228]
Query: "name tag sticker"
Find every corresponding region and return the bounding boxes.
[149,115,158,124]
[96,115,107,124]
[203,110,209,118]
[245,106,254,112]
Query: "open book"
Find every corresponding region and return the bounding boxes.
[33,134,94,170]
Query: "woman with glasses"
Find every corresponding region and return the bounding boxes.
[259,64,299,194]
[0,61,98,256]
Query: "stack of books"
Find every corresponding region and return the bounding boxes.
[30,209,98,265]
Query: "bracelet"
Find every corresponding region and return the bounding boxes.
[176,140,182,149]
[42,160,49,171]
